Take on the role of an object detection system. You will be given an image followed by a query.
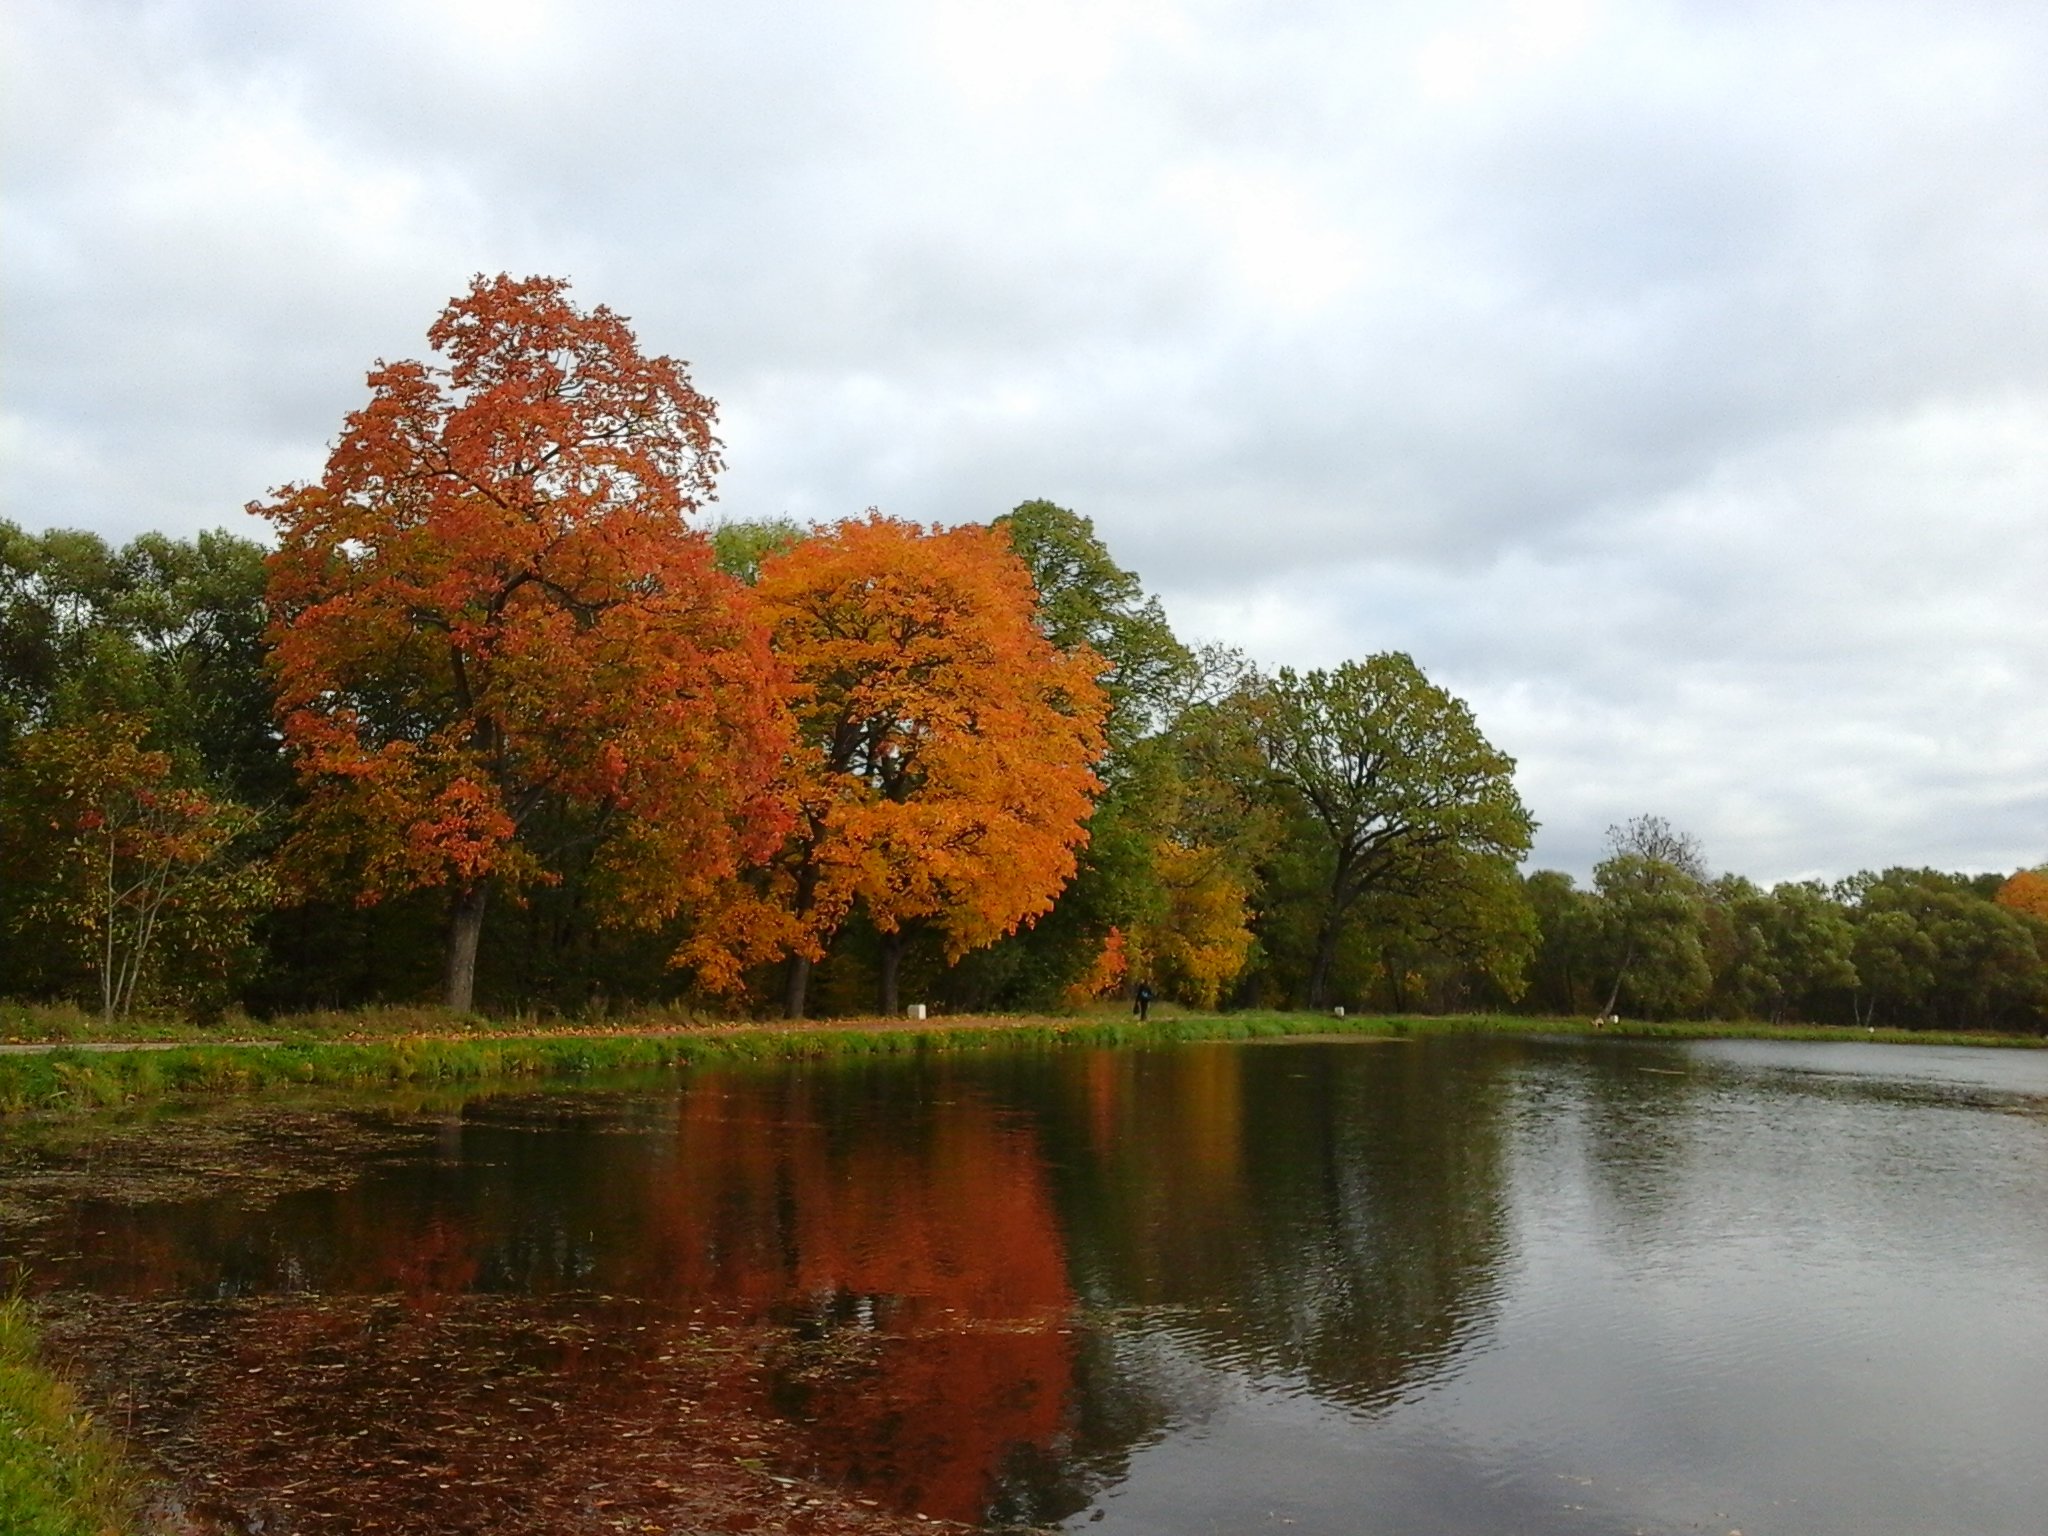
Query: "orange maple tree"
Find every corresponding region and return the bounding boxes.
[257,274,789,1010]
[683,514,1107,1017]
[1997,868,2048,925]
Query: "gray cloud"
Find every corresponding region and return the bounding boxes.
[6,0,2045,883]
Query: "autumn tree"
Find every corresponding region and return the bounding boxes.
[1254,654,1533,1009]
[1997,868,2048,926]
[1120,652,1276,1008]
[0,712,271,1020]
[1145,841,1257,1009]
[257,274,789,1012]
[709,514,1108,1018]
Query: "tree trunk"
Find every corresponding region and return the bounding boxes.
[1599,941,1634,1019]
[444,883,489,1013]
[1308,857,1363,1012]
[783,953,812,1020]
[879,930,905,1017]
[100,832,119,1025]
[1306,915,1341,1011]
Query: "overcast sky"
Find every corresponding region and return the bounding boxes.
[6,0,2045,882]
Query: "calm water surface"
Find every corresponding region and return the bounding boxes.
[4,1035,2045,1534]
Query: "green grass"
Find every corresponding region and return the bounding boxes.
[0,1007,2037,1115]
[0,1294,136,1536]
[1210,1010,2044,1049]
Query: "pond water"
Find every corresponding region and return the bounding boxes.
[4,1034,2046,1535]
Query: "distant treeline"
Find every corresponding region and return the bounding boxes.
[3,276,2043,1031]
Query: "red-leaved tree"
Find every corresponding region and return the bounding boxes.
[257,274,790,1010]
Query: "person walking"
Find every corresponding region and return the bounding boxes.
[1133,981,1154,1022]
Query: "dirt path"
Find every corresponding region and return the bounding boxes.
[0,1039,281,1054]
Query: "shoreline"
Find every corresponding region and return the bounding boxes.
[2,1009,2040,1118]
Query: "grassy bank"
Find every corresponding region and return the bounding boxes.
[1,1007,2039,1115]
[0,1294,136,1536]
[0,1011,1337,1112]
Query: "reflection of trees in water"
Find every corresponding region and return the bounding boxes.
[21,1042,1518,1529]
[1557,1039,2020,1269]
[1030,1039,1514,1456]
[1554,1041,1716,1261]
[641,1074,1079,1526]
[29,1074,1082,1528]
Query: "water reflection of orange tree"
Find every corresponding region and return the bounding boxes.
[627,1074,1079,1524]
[28,1082,1081,1531]
[281,1081,1084,1523]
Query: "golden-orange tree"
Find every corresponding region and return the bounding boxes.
[257,274,789,1011]
[1998,868,2048,925]
[687,514,1107,1017]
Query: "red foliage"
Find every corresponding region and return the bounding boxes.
[255,275,790,984]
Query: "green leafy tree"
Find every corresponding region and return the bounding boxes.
[2,523,283,1011]
[1522,870,1603,1015]
[710,516,805,585]
[993,500,1193,749]
[0,520,278,797]
[1587,816,1712,1019]
[1845,904,1935,1028]
[1345,844,1537,1011]
[954,500,1207,1009]
[1253,654,1534,1010]
[1135,652,1280,1005]
[1712,877,1859,1023]
[1,521,126,749]
[1839,869,2047,1030]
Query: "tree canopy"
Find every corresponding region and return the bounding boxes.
[256,274,790,1011]
[5,280,2041,1032]
[700,514,1109,1018]
[1255,654,1534,1009]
